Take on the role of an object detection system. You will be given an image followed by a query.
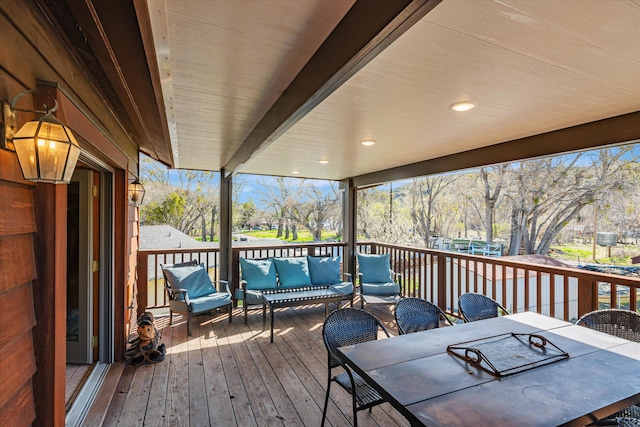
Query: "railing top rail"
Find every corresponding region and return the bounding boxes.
[140,241,346,256]
[232,241,346,250]
[139,247,220,255]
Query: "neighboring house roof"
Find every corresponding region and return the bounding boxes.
[140,225,209,250]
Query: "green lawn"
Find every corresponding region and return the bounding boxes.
[242,229,340,243]
[550,242,638,265]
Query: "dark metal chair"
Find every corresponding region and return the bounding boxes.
[394,297,453,334]
[458,292,509,322]
[577,309,640,426]
[321,308,390,427]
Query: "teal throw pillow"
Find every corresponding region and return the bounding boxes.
[162,263,215,299]
[307,256,341,285]
[273,257,311,288]
[357,253,392,283]
[240,258,277,290]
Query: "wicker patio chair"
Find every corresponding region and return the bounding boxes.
[394,297,453,334]
[576,309,640,343]
[612,405,640,427]
[577,309,640,426]
[321,308,390,427]
[458,292,509,322]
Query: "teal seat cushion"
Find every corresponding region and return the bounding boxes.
[234,288,264,305]
[244,289,265,305]
[357,253,392,283]
[331,281,353,295]
[240,258,277,290]
[361,282,400,296]
[273,257,312,288]
[188,292,231,313]
[307,256,341,285]
[162,263,215,299]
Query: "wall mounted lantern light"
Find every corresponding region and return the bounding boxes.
[128,180,146,206]
[1,90,81,184]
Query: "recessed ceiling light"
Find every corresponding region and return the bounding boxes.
[318,159,329,164]
[361,140,376,146]
[450,102,475,112]
[291,169,299,174]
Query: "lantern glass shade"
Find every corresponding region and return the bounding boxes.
[12,114,81,184]
[128,181,145,206]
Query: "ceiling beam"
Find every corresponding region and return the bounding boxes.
[351,111,640,187]
[223,0,442,176]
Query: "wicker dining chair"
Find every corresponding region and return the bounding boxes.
[575,309,640,343]
[394,297,453,334]
[321,308,390,427]
[576,309,640,426]
[458,292,509,322]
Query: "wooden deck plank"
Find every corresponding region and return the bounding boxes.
[230,311,305,426]
[274,306,353,427]
[211,313,258,427]
[219,314,287,426]
[89,302,412,427]
[258,307,336,426]
[143,315,173,427]
[166,317,191,425]
[187,318,211,426]
[199,311,237,426]
[117,363,154,426]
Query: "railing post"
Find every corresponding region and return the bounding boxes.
[137,252,148,317]
[309,244,318,256]
[436,254,447,312]
[231,248,240,306]
[577,277,597,318]
[219,169,233,283]
[342,179,357,286]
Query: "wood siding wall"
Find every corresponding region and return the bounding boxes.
[0,151,37,426]
[0,0,142,424]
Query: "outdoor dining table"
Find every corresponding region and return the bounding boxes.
[337,311,640,426]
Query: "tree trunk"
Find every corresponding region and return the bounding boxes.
[210,207,216,241]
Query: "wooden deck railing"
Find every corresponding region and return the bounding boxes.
[137,241,639,321]
[359,241,640,321]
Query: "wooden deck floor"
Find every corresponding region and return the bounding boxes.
[83,301,410,427]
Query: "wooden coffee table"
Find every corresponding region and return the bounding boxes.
[262,285,344,342]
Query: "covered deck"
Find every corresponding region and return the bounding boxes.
[85,303,407,427]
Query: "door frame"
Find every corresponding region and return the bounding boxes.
[65,153,115,426]
[66,169,93,364]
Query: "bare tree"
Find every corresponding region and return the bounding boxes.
[259,177,305,239]
[505,147,633,255]
[409,175,458,247]
[291,182,341,241]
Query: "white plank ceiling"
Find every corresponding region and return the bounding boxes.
[145,0,640,182]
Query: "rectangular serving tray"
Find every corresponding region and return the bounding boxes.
[447,332,569,377]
